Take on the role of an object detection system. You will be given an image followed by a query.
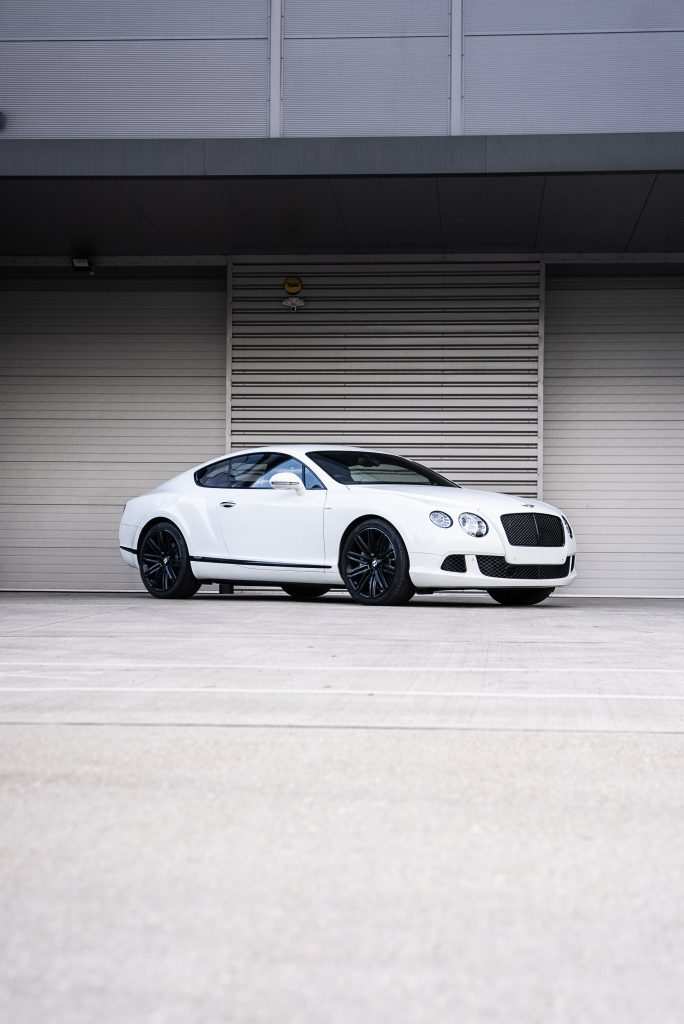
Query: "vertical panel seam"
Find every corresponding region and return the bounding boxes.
[623,173,658,252]
[449,0,464,134]
[268,0,283,136]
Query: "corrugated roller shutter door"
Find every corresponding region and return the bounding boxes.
[544,276,684,596]
[231,260,542,496]
[0,276,226,590]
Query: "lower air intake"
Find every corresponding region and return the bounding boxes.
[441,554,467,573]
[477,556,571,580]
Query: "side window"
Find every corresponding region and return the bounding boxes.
[252,457,303,488]
[304,465,325,490]
[196,453,327,490]
[195,452,285,489]
[195,458,234,488]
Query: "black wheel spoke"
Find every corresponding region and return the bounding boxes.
[356,532,373,556]
[143,561,163,579]
[346,551,367,566]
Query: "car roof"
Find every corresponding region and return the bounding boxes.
[190,445,395,474]
[224,444,369,456]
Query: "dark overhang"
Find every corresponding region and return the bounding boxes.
[2,132,684,257]
[3,132,684,178]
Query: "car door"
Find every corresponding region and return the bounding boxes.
[202,452,328,568]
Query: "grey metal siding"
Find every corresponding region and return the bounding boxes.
[282,0,451,137]
[464,0,684,34]
[0,2,269,138]
[0,1,268,39]
[231,258,542,495]
[0,41,268,139]
[284,0,450,37]
[283,37,450,136]
[543,276,684,597]
[0,277,226,590]
[464,27,684,135]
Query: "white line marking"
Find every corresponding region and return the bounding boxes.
[1,688,684,701]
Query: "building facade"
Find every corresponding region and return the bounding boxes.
[1,1,683,595]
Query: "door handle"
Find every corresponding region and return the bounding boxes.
[219,501,236,509]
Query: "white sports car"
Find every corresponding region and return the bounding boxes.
[119,445,576,606]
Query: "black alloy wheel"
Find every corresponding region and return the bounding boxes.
[282,584,331,601]
[487,587,554,606]
[340,519,415,605]
[138,521,201,599]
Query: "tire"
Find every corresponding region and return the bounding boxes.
[282,584,330,601]
[340,518,415,606]
[138,521,201,599]
[487,587,554,607]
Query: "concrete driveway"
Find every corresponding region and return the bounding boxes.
[1,591,683,1023]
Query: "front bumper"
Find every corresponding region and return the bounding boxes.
[409,551,577,590]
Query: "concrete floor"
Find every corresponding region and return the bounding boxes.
[1,591,683,1023]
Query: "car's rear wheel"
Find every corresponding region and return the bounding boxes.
[138,521,200,599]
[281,584,330,601]
[487,587,554,606]
[340,519,415,605]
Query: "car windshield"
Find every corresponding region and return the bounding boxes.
[307,450,459,487]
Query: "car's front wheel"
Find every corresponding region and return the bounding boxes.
[138,521,200,599]
[282,584,330,601]
[340,519,415,605]
[487,587,554,606]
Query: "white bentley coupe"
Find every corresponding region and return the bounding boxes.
[119,446,576,606]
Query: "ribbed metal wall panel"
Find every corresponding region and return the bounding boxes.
[285,0,449,37]
[544,277,684,597]
[283,37,450,136]
[464,0,684,34]
[464,31,684,134]
[231,259,541,495]
[0,277,226,590]
[0,1,268,39]
[0,40,269,137]
[282,0,451,137]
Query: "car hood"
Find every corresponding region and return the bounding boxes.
[351,485,564,517]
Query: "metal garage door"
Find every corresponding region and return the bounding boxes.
[0,272,226,590]
[231,258,543,496]
[544,273,684,596]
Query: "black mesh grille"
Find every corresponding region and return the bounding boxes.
[500,513,564,547]
[477,556,571,580]
[441,554,467,573]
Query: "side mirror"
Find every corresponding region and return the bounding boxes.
[269,471,304,493]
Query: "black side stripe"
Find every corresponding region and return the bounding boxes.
[120,546,137,555]
[190,555,332,570]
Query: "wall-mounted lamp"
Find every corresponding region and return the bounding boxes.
[282,274,304,311]
[71,256,94,275]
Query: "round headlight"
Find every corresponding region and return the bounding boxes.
[429,510,453,529]
[458,512,488,537]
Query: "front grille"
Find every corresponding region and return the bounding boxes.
[441,554,467,573]
[500,513,564,547]
[477,556,571,580]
